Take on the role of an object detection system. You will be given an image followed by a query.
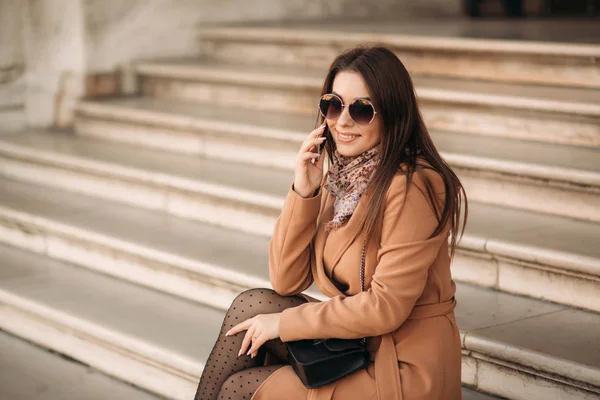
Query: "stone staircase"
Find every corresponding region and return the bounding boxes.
[0,22,599,400]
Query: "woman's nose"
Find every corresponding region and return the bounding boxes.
[337,105,354,127]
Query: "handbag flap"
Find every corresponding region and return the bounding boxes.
[322,338,365,352]
[287,339,366,366]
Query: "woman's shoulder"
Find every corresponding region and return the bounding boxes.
[384,159,445,215]
[378,163,447,240]
[389,158,444,195]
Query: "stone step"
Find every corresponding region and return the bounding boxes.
[0,242,596,400]
[0,130,292,237]
[0,172,597,313]
[0,331,163,400]
[0,243,220,400]
[75,97,306,170]
[0,176,277,312]
[196,22,600,89]
[74,98,600,223]
[135,60,600,148]
[464,388,505,400]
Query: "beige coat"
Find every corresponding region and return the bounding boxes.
[252,168,462,400]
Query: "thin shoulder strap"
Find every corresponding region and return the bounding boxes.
[360,237,366,292]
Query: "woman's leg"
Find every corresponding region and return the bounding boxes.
[194,288,308,400]
[216,365,285,400]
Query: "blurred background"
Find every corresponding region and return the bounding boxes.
[0,1,598,400]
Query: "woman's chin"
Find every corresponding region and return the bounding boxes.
[335,147,355,157]
[335,142,369,158]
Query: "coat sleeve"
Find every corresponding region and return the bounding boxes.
[279,173,448,341]
[268,183,323,296]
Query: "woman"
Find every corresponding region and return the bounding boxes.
[194,45,468,400]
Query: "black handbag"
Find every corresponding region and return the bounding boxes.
[286,241,370,389]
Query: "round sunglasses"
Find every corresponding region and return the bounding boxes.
[318,93,378,125]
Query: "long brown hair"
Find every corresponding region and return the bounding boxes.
[318,45,468,257]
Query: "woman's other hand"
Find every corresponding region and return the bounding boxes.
[225,313,282,358]
[293,123,326,198]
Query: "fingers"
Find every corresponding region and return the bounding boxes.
[225,317,253,337]
[308,123,327,139]
[297,123,327,167]
[239,328,255,357]
[303,124,326,147]
[240,329,266,359]
[225,317,262,358]
[300,139,326,160]
[310,152,325,166]
[301,136,326,153]
[248,334,266,357]
[300,152,322,162]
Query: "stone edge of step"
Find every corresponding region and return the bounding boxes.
[459,235,599,278]
[74,101,600,188]
[0,139,285,211]
[197,26,600,58]
[135,61,323,90]
[482,239,600,277]
[0,205,270,295]
[134,61,600,117]
[464,332,600,391]
[0,289,203,380]
[418,87,600,117]
[75,100,306,144]
[443,152,600,189]
[0,294,197,400]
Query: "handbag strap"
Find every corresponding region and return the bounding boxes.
[359,239,367,345]
[360,239,366,292]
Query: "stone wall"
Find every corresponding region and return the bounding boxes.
[0,0,24,84]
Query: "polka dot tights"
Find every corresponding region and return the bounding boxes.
[193,288,308,400]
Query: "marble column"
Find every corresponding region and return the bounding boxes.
[21,0,86,128]
[0,0,24,84]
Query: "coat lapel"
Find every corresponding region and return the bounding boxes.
[312,188,373,298]
[312,190,341,298]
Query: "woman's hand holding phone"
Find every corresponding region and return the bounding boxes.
[293,123,326,198]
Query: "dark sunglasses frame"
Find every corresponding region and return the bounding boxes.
[318,93,378,126]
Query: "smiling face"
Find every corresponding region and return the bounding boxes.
[326,70,383,157]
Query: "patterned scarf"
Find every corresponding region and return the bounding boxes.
[324,146,381,231]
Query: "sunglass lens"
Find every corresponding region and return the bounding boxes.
[319,94,343,120]
[349,99,375,125]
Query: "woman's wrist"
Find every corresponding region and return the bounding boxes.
[293,184,320,199]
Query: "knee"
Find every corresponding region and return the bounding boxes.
[227,288,306,317]
[227,288,275,317]
[230,288,274,308]
[217,372,242,399]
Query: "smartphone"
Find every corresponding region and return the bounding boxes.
[318,126,329,153]
[311,124,329,164]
